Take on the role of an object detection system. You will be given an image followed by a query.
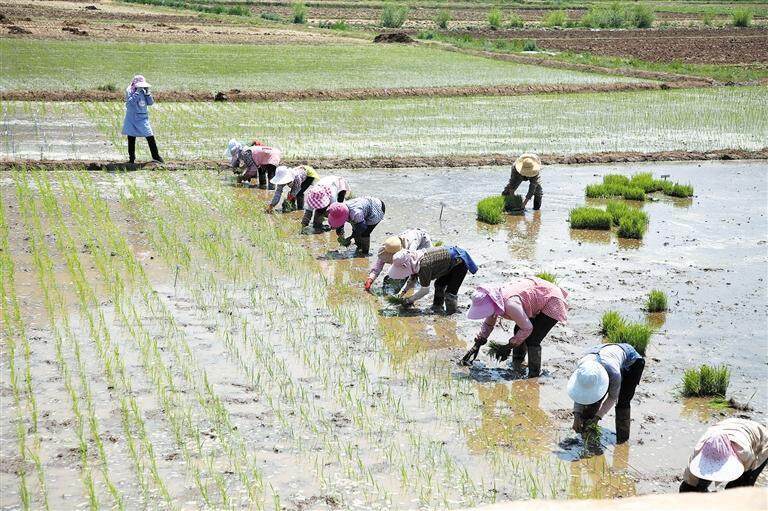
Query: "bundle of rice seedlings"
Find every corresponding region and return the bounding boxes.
[682,365,730,397]
[616,210,649,239]
[536,272,557,284]
[607,321,653,355]
[665,183,694,198]
[569,207,611,230]
[629,172,664,193]
[477,196,505,224]
[486,341,512,361]
[503,194,524,215]
[600,310,625,336]
[386,295,409,306]
[603,174,630,186]
[646,289,667,312]
[585,183,645,201]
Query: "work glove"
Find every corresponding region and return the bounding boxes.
[287,194,296,201]
[459,336,488,366]
[364,278,374,292]
[300,226,313,235]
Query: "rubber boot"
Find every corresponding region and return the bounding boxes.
[258,169,267,189]
[526,345,542,377]
[127,136,136,164]
[512,345,526,372]
[296,194,304,210]
[533,194,542,211]
[431,286,446,314]
[147,136,163,163]
[355,236,371,257]
[444,293,459,314]
[615,407,631,444]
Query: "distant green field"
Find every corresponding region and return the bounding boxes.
[4,86,762,160]
[0,39,643,92]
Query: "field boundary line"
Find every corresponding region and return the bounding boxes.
[2,148,765,171]
[0,80,715,102]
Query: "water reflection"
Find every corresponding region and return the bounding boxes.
[617,237,643,250]
[567,450,637,499]
[569,229,611,245]
[507,211,542,261]
[646,312,667,330]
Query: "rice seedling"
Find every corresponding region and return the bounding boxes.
[682,365,730,397]
[385,295,409,306]
[628,172,664,193]
[486,342,512,361]
[664,183,694,198]
[503,194,524,215]
[291,2,307,24]
[616,210,649,239]
[477,196,505,224]
[646,290,668,312]
[569,207,611,230]
[602,174,630,186]
[606,322,653,356]
[584,183,646,201]
[535,272,557,284]
[487,7,502,29]
[600,311,625,336]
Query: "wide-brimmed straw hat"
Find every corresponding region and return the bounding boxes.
[388,249,418,280]
[466,285,505,320]
[514,153,542,178]
[689,434,745,483]
[383,236,403,254]
[271,166,293,186]
[305,185,333,210]
[327,202,349,229]
[567,358,609,405]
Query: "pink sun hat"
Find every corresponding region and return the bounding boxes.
[689,434,745,483]
[305,185,333,210]
[467,285,506,320]
[327,202,349,229]
[388,249,419,280]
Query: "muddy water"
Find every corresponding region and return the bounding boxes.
[293,160,767,493]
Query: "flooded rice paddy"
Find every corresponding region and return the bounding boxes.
[0,160,765,510]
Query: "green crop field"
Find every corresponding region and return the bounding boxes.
[0,39,644,92]
[2,86,765,160]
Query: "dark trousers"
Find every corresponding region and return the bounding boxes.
[434,261,468,295]
[503,169,542,210]
[294,177,315,210]
[348,202,386,240]
[258,164,277,189]
[513,314,558,348]
[680,458,767,492]
[127,135,160,162]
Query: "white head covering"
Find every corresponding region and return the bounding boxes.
[567,358,609,405]
[225,138,243,158]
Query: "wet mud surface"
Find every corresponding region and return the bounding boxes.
[1,161,766,509]
[296,160,768,492]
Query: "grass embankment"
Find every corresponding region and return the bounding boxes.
[0,39,635,92]
[35,86,763,160]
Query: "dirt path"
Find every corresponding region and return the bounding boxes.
[3,148,765,172]
[0,80,719,103]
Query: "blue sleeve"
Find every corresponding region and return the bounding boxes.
[125,91,139,105]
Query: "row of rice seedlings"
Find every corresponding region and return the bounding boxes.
[150,174,484,506]
[605,201,649,239]
[681,365,730,398]
[0,192,50,510]
[587,172,694,200]
[182,172,573,502]
[61,173,264,508]
[14,172,124,510]
[599,311,653,355]
[585,183,646,201]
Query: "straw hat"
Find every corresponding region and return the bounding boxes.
[327,203,349,229]
[134,78,150,88]
[305,185,333,210]
[514,153,542,178]
[271,166,294,186]
[383,236,403,254]
[567,358,609,405]
[689,434,745,483]
[466,286,505,320]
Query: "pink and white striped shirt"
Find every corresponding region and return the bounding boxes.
[478,278,569,343]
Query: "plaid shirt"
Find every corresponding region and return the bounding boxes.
[347,197,384,226]
[416,247,456,287]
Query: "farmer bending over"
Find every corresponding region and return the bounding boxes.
[365,228,432,293]
[226,139,282,189]
[122,75,163,164]
[327,196,385,257]
[460,277,568,377]
[388,246,477,314]
[266,165,319,213]
[502,153,543,210]
[680,418,767,493]
[568,343,645,444]
[301,176,350,233]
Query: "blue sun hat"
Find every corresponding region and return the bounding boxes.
[225,139,244,158]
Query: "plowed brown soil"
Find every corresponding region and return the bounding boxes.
[0,80,716,103]
[451,27,768,64]
[3,148,765,171]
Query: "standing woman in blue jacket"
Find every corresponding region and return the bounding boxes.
[122,75,163,163]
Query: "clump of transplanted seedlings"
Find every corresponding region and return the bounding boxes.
[503,194,524,215]
[606,200,649,239]
[535,272,557,284]
[477,196,506,224]
[646,289,668,312]
[600,310,625,335]
[569,207,611,230]
[682,365,730,398]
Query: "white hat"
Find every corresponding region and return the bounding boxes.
[270,166,294,186]
[134,78,150,88]
[514,153,542,178]
[567,358,609,405]
[689,434,745,483]
[225,138,242,158]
